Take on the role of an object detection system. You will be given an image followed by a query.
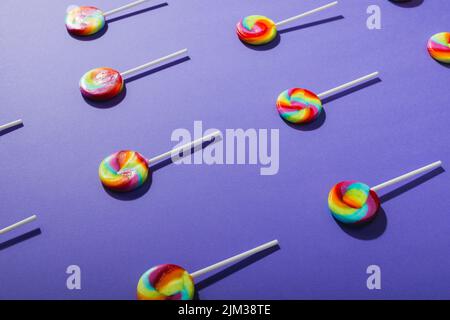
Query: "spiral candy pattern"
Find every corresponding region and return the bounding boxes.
[137,264,195,300]
[276,88,323,124]
[80,67,124,101]
[65,6,105,36]
[99,151,149,192]
[328,181,380,224]
[236,15,277,45]
[427,32,450,64]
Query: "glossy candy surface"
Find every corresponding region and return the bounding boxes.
[328,181,380,224]
[99,151,149,192]
[65,6,105,36]
[427,32,450,64]
[137,264,195,300]
[80,67,124,101]
[276,88,323,124]
[236,15,277,45]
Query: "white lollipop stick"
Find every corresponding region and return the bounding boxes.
[190,240,279,279]
[371,161,442,192]
[148,130,222,164]
[103,0,150,17]
[0,119,23,132]
[0,215,37,235]
[120,49,188,77]
[317,72,379,99]
[275,1,338,27]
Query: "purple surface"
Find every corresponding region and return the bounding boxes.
[0,0,449,300]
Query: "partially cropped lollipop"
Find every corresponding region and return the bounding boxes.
[328,161,443,224]
[0,215,37,236]
[276,72,379,124]
[137,240,279,300]
[0,119,23,133]
[66,0,154,36]
[80,48,188,101]
[0,121,36,235]
[427,32,450,64]
[237,1,338,46]
[99,131,221,192]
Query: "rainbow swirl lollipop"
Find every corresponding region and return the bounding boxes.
[328,181,380,224]
[99,151,149,192]
[79,49,188,101]
[99,131,221,193]
[65,6,105,36]
[236,16,277,46]
[80,68,124,101]
[237,2,338,46]
[276,88,323,124]
[276,72,379,125]
[328,161,442,225]
[427,32,450,64]
[137,240,279,300]
[137,264,195,300]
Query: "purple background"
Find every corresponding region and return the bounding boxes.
[1,0,449,300]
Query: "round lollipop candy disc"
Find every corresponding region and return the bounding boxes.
[99,150,149,192]
[427,32,450,64]
[80,67,124,101]
[65,6,105,36]
[236,15,277,45]
[137,264,195,300]
[328,181,380,224]
[276,88,323,124]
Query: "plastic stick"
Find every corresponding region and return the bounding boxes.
[275,1,338,27]
[371,161,442,192]
[317,72,379,99]
[191,240,279,279]
[0,119,22,132]
[121,49,188,77]
[148,131,222,164]
[103,0,149,17]
[0,215,37,235]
